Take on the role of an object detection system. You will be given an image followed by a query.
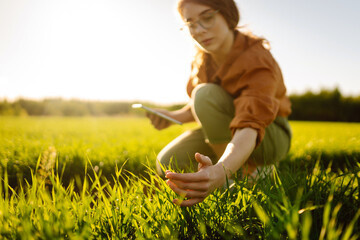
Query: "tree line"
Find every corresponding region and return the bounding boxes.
[289,88,360,122]
[0,98,183,117]
[1,88,359,122]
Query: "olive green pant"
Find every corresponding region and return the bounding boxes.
[156,83,292,175]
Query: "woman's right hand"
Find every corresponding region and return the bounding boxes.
[146,109,174,130]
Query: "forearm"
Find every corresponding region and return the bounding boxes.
[172,102,195,123]
[165,127,258,207]
[215,128,257,178]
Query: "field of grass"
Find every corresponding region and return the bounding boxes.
[0,117,359,239]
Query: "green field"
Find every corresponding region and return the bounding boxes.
[0,117,359,239]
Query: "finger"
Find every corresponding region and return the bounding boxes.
[195,153,213,167]
[159,119,171,129]
[167,181,207,198]
[173,197,205,207]
[153,116,162,129]
[169,179,209,191]
[147,113,157,127]
[165,171,209,182]
[155,118,171,130]
[145,112,152,119]
[146,112,153,122]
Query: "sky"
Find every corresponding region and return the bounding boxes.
[0,0,359,104]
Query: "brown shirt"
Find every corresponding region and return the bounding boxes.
[186,30,291,146]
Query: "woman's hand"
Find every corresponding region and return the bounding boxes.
[146,103,195,130]
[146,109,174,130]
[165,128,257,207]
[165,153,227,207]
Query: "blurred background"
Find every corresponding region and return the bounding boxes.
[0,0,359,119]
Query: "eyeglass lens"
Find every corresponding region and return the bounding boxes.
[186,11,217,32]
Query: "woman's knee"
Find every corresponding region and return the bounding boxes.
[156,144,176,176]
[156,150,195,177]
[191,84,234,143]
[192,83,235,117]
[155,129,216,176]
[191,83,223,118]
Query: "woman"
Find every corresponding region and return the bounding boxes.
[147,0,292,207]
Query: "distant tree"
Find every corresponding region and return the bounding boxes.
[18,99,44,115]
[0,99,14,115]
[1,89,359,121]
[42,99,63,116]
[289,88,360,122]
[62,100,90,116]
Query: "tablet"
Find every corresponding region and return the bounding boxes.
[132,103,183,125]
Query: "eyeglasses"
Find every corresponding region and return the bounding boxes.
[181,10,219,32]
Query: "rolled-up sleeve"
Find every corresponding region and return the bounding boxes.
[229,68,280,147]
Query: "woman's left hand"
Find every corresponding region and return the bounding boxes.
[165,153,227,207]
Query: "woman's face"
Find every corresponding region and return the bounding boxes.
[181,2,233,54]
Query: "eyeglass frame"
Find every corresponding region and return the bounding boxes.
[180,10,220,32]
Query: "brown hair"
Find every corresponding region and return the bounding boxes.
[177,0,241,84]
[177,0,240,30]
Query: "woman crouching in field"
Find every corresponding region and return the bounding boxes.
[146,0,292,207]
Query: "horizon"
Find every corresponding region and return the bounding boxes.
[1,86,356,106]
